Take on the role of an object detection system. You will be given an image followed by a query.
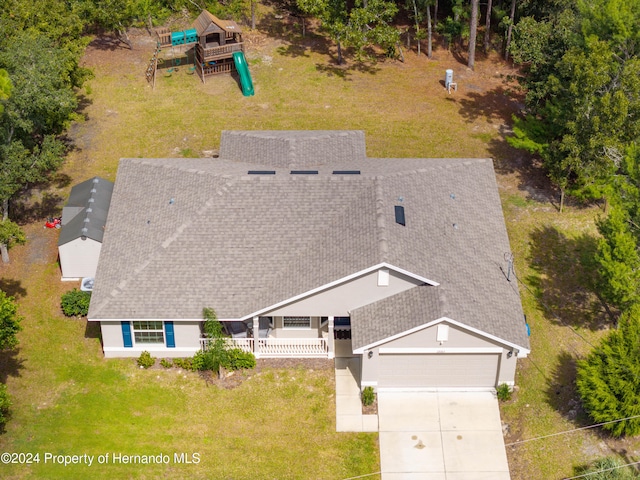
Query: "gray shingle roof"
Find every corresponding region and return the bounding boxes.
[58,177,114,245]
[219,130,366,167]
[89,131,529,350]
[351,285,443,350]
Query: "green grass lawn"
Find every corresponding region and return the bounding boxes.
[0,225,378,479]
[0,16,633,480]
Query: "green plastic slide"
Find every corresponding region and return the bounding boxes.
[233,52,254,97]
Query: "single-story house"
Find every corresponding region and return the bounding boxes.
[58,176,114,281]
[88,131,530,391]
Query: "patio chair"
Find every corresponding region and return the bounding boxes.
[224,321,248,338]
[258,317,271,338]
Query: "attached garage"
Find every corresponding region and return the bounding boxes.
[351,286,527,391]
[377,351,500,389]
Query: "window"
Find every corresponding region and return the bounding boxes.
[132,321,165,344]
[283,316,311,329]
[334,317,351,328]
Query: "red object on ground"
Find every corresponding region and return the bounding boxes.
[44,217,62,229]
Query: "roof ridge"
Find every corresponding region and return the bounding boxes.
[286,137,298,165]
[374,177,389,262]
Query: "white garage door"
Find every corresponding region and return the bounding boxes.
[378,353,500,389]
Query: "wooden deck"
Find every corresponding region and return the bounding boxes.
[200,42,244,61]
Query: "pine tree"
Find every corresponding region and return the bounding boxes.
[576,306,640,437]
[594,204,640,312]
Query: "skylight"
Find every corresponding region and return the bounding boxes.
[395,205,406,226]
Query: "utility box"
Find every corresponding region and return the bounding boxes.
[445,69,454,89]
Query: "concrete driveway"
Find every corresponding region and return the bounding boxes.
[377,391,511,480]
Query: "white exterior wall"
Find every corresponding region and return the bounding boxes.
[99,321,202,358]
[265,269,421,317]
[360,322,519,390]
[59,238,102,280]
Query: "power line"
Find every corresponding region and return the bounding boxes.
[342,472,382,480]
[505,414,640,447]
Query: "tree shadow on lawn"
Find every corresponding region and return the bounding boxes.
[12,192,64,225]
[456,86,522,126]
[451,86,562,205]
[0,279,26,299]
[526,225,609,331]
[546,350,587,424]
[257,9,382,78]
[0,349,25,383]
[256,10,334,58]
[86,33,131,52]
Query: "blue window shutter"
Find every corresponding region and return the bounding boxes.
[165,321,175,348]
[121,322,133,348]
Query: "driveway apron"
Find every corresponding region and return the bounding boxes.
[377,391,511,480]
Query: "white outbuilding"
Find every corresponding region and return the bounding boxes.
[58,177,114,281]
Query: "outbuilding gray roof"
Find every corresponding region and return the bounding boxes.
[89,131,529,350]
[58,177,114,245]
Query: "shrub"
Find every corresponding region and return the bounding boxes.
[192,349,220,372]
[137,351,155,369]
[61,289,91,317]
[361,386,375,406]
[221,348,256,371]
[160,358,173,368]
[496,383,512,402]
[173,357,192,370]
[575,457,638,479]
[0,383,11,427]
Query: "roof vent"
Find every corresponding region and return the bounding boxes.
[92,178,99,184]
[88,198,95,203]
[81,227,88,234]
[290,170,318,175]
[248,170,276,175]
[86,208,92,213]
[394,206,406,226]
[91,188,97,193]
[332,170,361,175]
[84,218,90,223]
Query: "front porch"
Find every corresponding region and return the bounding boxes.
[200,337,330,358]
[198,316,353,359]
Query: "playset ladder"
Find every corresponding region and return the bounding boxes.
[145,43,161,89]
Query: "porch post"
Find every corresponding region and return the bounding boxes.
[252,316,260,358]
[327,316,335,359]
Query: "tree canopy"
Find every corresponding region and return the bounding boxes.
[297,0,399,64]
[576,306,640,437]
[507,0,640,208]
